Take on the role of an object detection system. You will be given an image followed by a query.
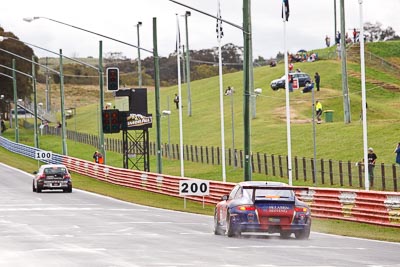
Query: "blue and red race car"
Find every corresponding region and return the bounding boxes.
[214,181,311,239]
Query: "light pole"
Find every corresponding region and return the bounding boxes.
[358,0,369,190]
[24,16,163,174]
[45,57,52,112]
[312,87,317,186]
[12,59,18,143]
[0,39,67,153]
[31,55,38,148]
[162,109,171,159]
[2,61,37,146]
[216,1,226,182]
[282,0,293,185]
[0,51,57,148]
[184,11,192,117]
[169,0,253,181]
[136,21,142,88]
[2,35,107,157]
[230,88,236,168]
[339,0,351,123]
[0,72,15,139]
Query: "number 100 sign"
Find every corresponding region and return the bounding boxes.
[179,180,209,196]
[34,150,52,160]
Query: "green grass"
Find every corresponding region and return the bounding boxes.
[9,41,400,183]
[366,40,400,59]
[49,59,399,166]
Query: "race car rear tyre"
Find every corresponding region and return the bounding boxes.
[294,228,310,239]
[36,186,42,193]
[32,181,36,192]
[280,231,291,239]
[226,212,240,237]
[66,187,72,193]
[213,211,224,235]
[294,222,311,240]
[294,218,311,239]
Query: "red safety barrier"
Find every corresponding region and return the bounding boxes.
[296,188,400,228]
[62,156,400,228]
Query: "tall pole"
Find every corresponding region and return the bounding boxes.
[176,14,184,177]
[243,0,252,181]
[153,17,162,174]
[59,49,67,155]
[359,0,369,190]
[99,41,106,163]
[312,88,317,185]
[181,45,186,83]
[12,59,18,143]
[340,0,351,123]
[231,91,236,168]
[217,0,226,182]
[45,57,51,112]
[32,56,39,148]
[167,96,171,159]
[334,0,337,46]
[137,22,142,88]
[283,1,293,185]
[184,11,192,117]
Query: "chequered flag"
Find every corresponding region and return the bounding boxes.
[282,0,289,21]
[216,1,224,39]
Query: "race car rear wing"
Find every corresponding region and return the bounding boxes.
[242,186,309,191]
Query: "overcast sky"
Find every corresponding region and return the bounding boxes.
[0,0,398,60]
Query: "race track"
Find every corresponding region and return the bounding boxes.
[0,163,399,267]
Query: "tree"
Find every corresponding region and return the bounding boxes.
[363,22,399,42]
[0,27,36,105]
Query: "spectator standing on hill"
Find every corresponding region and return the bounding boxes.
[353,28,358,43]
[1,119,6,133]
[288,74,293,92]
[174,94,179,109]
[314,72,320,91]
[224,86,233,96]
[335,31,341,44]
[93,151,100,163]
[288,62,294,72]
[325,35,330,47]
[368,147,377,187]
[315,100,323,123]
[394,143,400,165]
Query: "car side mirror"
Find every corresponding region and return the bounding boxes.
[33,171,38,174]
[221,195,228,201]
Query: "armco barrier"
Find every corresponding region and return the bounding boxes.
[62,156,235,205]
[1,136,399,228]
[298,188,400,228]
[63,156,400,228]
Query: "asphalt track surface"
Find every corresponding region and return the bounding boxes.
[0,163,399,267]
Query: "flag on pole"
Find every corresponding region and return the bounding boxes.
[282,0,289,21]
[176,15,181,54]
[216,0,224,40]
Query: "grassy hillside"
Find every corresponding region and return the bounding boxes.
[25,41,400,177]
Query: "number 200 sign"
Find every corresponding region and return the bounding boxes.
[34,150,52,160]
[179,180,209,196]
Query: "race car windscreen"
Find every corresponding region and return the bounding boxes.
[244,188,294,200]
[44,167,68,176]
